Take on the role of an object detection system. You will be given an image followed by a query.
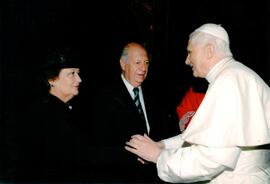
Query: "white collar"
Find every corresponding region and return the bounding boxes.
[121,74,141,97]
[206,57,233,83]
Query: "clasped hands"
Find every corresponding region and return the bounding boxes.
[125,133,164,164]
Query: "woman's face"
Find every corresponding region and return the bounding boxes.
[49,68,82,102]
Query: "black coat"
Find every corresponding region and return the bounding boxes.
[89,77,169,183]
[13,94,92,182]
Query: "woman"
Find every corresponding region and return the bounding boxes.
[14,48,91,182]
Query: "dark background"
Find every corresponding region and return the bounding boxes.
[1,0,270,176]
[2,0,270,110]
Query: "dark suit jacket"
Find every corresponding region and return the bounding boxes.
[90,76,169,183]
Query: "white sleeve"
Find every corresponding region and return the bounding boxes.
[157,145,241,183]
[162,135,184,149]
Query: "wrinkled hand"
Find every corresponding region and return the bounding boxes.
[125,134,162,163]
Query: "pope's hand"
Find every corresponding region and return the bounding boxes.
[125,133,163,163]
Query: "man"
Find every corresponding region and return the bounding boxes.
[125,24,270,183]
[176,78,207,132]
[90,42,170,183]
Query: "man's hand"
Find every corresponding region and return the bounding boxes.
[125,134,163,163]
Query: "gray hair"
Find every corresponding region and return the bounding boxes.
[120,42,146,63]
[120,46,129,63]
[189,31,232,58]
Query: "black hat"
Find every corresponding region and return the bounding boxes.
[43,47,79,70]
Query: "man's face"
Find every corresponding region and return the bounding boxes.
[121,46,149,87]
[185,41,208,78]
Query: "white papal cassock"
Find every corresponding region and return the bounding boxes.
[157,57,270,183]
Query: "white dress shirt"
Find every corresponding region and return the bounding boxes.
[121,74,150,133]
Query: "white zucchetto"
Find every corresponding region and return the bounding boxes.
[194,23,230,43]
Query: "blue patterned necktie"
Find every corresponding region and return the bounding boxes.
[133,87,144,115]
[133,87,148,134]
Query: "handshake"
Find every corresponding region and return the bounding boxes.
[125,133,164,164]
